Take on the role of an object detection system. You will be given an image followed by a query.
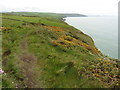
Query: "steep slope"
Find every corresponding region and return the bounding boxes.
[1,13,120,88]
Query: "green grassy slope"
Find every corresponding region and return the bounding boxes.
[6,12,87,17]
[1,13,120,88]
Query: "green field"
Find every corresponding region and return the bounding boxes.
[1,12,120,88]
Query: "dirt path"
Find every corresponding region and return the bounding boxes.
[19,35,38,88]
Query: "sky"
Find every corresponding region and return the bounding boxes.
[1,0,119,15]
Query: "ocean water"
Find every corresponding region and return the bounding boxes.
[65,16,118,59]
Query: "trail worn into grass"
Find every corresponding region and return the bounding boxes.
[19,35,39,88]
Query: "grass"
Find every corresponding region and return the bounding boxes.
[1,12,120,88]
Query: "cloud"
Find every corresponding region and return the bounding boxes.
[1,0,119,15]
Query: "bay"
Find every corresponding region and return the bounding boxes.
[65,16,118,59]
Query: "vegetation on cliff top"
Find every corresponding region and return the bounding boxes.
[1,12,120,88]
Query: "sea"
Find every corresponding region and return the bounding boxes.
[65,16,118,59]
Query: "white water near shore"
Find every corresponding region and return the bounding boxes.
[65,16,118,59]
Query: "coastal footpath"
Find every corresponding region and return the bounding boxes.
[1,12,120,88]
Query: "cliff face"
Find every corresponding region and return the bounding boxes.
[1,12,120,88]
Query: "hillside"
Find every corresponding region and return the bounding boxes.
[59,13,87,17]
[1,13,120,88]
[5,12,87,17]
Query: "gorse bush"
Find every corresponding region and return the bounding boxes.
[1,12,120,88]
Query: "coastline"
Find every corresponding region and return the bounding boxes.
[2,13,120,88]
[63,17,103,54]
[64,16,118,59]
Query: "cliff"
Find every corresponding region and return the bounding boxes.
[1,12,120,88]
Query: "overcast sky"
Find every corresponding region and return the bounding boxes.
[1,0,119,15]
